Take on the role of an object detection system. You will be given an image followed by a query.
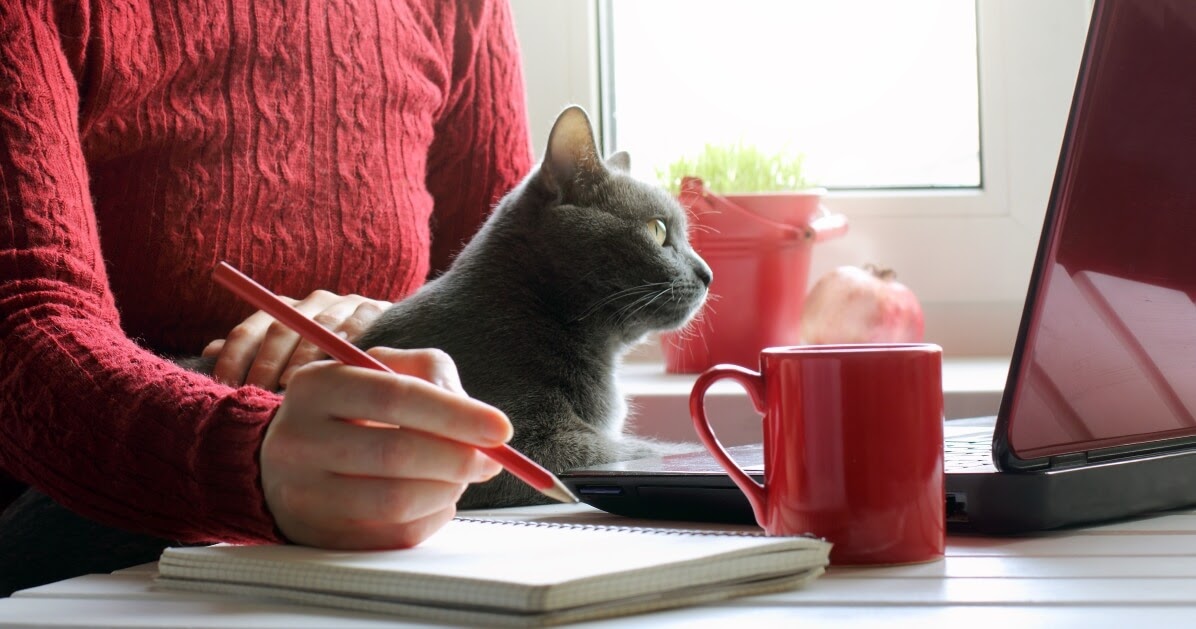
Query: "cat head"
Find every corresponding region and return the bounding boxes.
[466,106,711,345]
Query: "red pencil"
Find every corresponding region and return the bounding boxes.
[212,261,578,505]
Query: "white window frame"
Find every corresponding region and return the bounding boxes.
[509,0,1092,358]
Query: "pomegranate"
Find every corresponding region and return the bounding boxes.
[800,264,924,344]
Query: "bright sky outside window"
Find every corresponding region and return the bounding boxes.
[603,0,981,190]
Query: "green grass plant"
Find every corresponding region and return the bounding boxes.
[657,142,813,195]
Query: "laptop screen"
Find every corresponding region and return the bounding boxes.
[1002,0,1196,461]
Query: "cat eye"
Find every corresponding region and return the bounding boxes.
[647,219,667,246]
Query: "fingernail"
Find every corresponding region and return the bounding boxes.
[478,408,511,444]
[485,415,514,444]
[478,458,504,480]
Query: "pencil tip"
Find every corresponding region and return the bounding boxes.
[543,478,580,504]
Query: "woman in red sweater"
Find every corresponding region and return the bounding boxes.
[0,0,532,591]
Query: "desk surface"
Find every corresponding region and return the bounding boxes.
[3,502,1196,628]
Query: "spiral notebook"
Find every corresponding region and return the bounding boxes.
[154,517,830,627]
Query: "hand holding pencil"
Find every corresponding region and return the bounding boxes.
[211,262,577,550]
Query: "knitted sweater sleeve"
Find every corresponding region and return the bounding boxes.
[425,0,534,275]
[0,3,281,544]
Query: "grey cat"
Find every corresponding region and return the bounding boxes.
[358,105,711,507]
[0,106,711,594]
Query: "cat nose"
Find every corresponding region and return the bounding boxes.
[693,259,713,287]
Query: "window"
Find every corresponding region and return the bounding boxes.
[605,0,981,190]
[509,0,1092,357]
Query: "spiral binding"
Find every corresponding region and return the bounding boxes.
[455,517,820,540]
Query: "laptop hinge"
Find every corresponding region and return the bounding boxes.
[1048,452,1089,469]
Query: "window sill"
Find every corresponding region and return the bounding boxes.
[619,357,1010,447]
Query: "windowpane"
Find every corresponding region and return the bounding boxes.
[604,0,981,190]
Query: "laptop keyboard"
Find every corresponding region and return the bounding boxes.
[945,431,999,472]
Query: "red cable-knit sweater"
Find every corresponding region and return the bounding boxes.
[0,0,533,544]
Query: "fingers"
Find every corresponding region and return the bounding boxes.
[242,291,342,390]
[207,291,390,390]
[364,346,467,395]
[260,347,513,550]
[210,295,300,387]
[201,339,225,358]
[281,475,468,531]
[284,352,511,446]
[304,421,505,481]
[286,505,458,550]
[280,299,389,388]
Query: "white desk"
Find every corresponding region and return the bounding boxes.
[4,502,1196,628]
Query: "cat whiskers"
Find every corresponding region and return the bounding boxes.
[571,282,672,323]
[665,292,719,345]
[685,208,721,236]
[609,282,676,327]
[611,276,711,329]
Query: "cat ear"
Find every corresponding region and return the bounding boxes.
[543,105,604,194]
[606,151,631,172]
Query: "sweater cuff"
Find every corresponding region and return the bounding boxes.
[189,386,286,544]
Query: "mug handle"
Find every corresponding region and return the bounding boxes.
[803,204,849,243]
[690,364,770,527]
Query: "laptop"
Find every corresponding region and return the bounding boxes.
[560,0,1196,534]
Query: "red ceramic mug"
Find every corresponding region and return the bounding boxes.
[690,344,945,565]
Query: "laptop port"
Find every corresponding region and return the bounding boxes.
[946,492,968,522]
[577,485,624,496]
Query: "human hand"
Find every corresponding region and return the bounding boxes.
[202,290,391,390]
[259,347,512,549]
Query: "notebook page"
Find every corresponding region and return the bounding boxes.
[155,569,824,627]
[158,518,829,612]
